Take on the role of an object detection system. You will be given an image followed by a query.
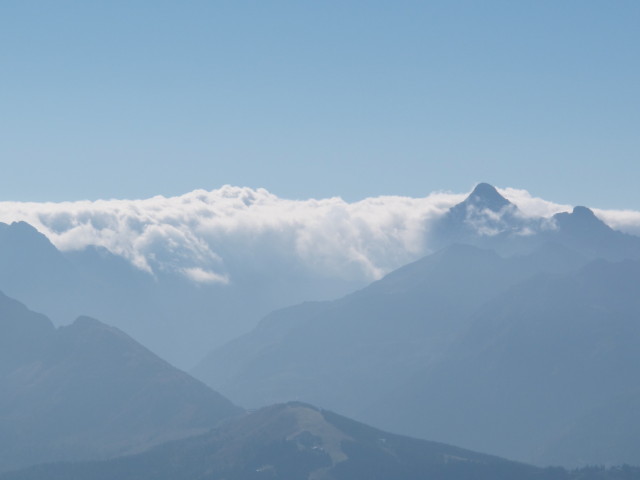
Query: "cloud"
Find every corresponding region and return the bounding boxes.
[498,187,572,218]
[593,209,640,237]
[0,185,638,284]
[0,186,461,283]
[182,267,230,285]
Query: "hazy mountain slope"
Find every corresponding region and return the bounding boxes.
[0,294,241,473]
[0,291,54,375]
[374,259,640,465]
[194,242,586,417]
[0,222,81,323]
[0,402,583,480]
[0,220,362,369]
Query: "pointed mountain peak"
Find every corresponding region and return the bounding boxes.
[464,183,512,211]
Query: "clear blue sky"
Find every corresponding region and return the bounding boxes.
[1,1,638,208]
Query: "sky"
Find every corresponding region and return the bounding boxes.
[1,1,639,208]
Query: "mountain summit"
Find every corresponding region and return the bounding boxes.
[428,184,640,261]
[429,183,526,250]
[459,182,512,211]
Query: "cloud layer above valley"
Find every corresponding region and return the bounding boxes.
[0,186,638,284]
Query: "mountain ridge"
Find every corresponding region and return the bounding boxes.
[0,292,241,473]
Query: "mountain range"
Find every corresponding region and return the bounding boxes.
[3,183,640,474]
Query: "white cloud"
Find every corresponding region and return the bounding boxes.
[593,209,640,237]
[0,185,638,284]
[182,267,230,285]
[0,186,462,283]
[498,187,572,218]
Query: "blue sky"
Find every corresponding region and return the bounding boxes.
[1,1,639,208]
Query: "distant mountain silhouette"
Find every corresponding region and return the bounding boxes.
[429,183,640,260]
[3,402,630,480]
[429,183,534,252]
[0,292,241,473]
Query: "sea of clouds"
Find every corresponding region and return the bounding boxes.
[0,185,638,284]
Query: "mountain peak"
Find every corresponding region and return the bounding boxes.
[572,205,596,218]
[465,183,511,211]
[554,206,604,225]
[549,205,617,246]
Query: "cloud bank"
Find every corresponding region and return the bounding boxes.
[0,185,638,284]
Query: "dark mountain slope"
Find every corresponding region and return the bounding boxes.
[0,402,593,480]
[0,294,241,473]
[538,388,640,466]
[374,259,640,465]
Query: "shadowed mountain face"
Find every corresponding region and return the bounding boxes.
[372,258,640,465]
[0,293,241,473]
[193,243,589,427]
[2,402,619,480]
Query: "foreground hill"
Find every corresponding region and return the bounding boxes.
[0,292,241,473]
[5,402,635,480]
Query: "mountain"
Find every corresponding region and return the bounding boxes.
[429,183,532,251]
[3,402,629,480]
[0,222,80,323]
[429,183,640,260]
[0,292,241,473]
[193,243,587,422]
[372,258,640,465]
